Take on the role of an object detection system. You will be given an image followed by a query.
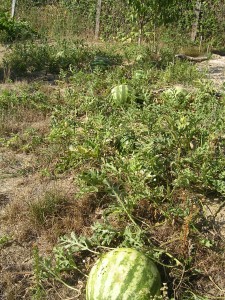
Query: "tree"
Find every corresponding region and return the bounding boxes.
[95,0,102,40]
[191,0,202,42]
[11,0,17,18]
[126,0,178,45]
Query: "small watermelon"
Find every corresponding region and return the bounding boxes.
[133,70,145,80]
[111,84,130,105]
[163,85,188,97]
[86,248,161,300]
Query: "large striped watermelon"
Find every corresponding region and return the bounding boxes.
[91,56,112,70]
[111,84,130,105]
[86,248,161,300]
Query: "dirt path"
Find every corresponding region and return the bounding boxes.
[197,54,225,240]
[198,54,225,89]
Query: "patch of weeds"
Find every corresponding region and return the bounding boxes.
[0,87,50,112]
[32,240,85,299]
[28,191,69,227]
[5,127,44,152]
[0,235,12,247]
[32,246,47,300]
[160,60,203,84]
[3,39,94,77]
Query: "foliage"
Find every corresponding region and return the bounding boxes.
[0,235,11,247]
[0,87,49,111]
[3,39,95,76]
[35,56,225,298]
[28,191,69,226]
[6,0,225,44]
[0,12,37,43]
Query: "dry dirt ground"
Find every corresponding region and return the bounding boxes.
[197,54,225,239]
[198,54,225,89]
[0,48,225,299]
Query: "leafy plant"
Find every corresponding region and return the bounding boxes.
[28,191,68,226]
[0,12,37,43]
[3,39,94,76]
[0,88,50,111]
[5,128,44,152]
[0,235,11,247]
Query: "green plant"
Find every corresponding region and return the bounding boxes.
[32,246,46,299]
[0,88,49,112]
[160,60,202,84]
[0,235,11,247]
[0,12,37,43]
[28,191,68,226]
[3,39,94,76]
[5,128,44,152]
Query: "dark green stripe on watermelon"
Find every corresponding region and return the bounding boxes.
[90,56,113,70]
[96,251,124,298]
[118,252,146,298]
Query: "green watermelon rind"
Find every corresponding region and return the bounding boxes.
[90,56,112,69]
[111,84,130,104]
[86,248,162,300]
[133,70,146,80]
[163,86,188,97]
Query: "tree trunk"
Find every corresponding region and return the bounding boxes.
[138,19,144,46]
[11,0,17,18]
[95,0,102,40]
[191,0,202,42]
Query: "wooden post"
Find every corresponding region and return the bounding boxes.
[95,0,102,40]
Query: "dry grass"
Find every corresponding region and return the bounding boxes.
[0,186,104,299]
[0,169,96,299]
[0,121,108,298]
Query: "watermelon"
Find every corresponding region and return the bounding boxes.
[163,85,188,97]
[86,248,161,300]
[91,56,112,70]
[133,70,145,80]
[111,84,130,105]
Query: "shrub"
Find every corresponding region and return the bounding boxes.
[0,12,37,43]
[3,39,94,76]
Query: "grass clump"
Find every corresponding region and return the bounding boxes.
[0,234,11,247]
[0,87,50,111]
[28,191,68,227]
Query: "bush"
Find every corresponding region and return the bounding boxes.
[0,12,37,43]
[3,39,94,76]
